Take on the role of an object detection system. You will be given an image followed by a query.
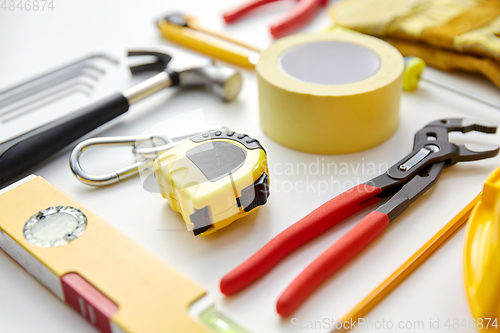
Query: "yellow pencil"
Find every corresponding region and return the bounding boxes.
[335,194,481,332]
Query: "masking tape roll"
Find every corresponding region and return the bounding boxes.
[257,32,404,154]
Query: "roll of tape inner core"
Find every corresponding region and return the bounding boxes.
[279,41,381,85]
[257,32,404,155]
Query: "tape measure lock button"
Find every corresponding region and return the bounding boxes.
[154,130,269,236]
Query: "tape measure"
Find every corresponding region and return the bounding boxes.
[153,130,270,236]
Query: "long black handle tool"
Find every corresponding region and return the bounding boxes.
[0,49,242,187]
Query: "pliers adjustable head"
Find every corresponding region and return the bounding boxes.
[392,118,498,179]
[370,118,499,220]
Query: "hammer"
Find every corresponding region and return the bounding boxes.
[0,49,243,187]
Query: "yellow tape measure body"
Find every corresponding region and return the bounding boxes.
[154,131,269,236]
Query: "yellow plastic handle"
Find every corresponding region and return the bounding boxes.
[157,20,257,69]
[403,56,426,92]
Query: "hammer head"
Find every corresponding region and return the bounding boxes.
[127,48,242,102]
[128,49,172,74]
[169,58,243,102]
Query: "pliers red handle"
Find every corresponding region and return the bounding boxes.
[220,119,499,316]
[223,0,327,38]
[221,184,387,316]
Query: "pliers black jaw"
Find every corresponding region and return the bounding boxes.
[370,118,499,221]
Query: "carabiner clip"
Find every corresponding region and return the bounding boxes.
[70,126,229,186]
[70,134,173,186]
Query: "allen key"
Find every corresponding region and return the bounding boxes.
[0,80,94,123]
[0,54,118,118]
[0,53,116,100]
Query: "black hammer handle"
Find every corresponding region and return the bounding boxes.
[0,93,129,187]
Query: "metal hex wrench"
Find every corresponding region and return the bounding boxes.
[0,54,117,109]
[0,49,242,187]
[0,79,95,123]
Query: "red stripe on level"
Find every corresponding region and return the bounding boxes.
[61,273,118,333]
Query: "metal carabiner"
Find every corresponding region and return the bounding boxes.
[70,134,174,186]
[70,126,229,186]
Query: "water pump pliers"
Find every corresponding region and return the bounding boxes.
[220,118,499,316]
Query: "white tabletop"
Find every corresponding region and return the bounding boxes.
[1,1,500,332]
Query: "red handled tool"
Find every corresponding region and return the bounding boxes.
[223,0,327,38]
[220,119,499,316]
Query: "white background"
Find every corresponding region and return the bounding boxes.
[1,1,500,332]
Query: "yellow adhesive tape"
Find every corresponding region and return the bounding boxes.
[257,32,404,154]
